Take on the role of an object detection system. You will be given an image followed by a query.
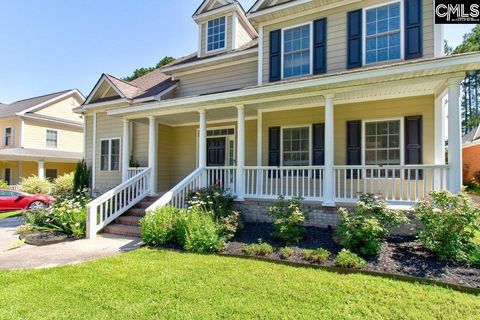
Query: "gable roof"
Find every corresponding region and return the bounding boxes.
[0,89,84,118]
[84,70,178,105]
[248,0,297,13]
[193,0,239,17]
[463,125,480,145]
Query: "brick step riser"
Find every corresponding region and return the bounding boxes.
[103,225,141,237]
[116,216,142,226]
[127,209,146,217]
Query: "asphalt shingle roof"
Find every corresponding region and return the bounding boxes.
[0,90,73,118]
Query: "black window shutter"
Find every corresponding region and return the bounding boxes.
[405,116,422,164]
[347,10,362,69]
[405,0,423,60]
[269,30,282,82]
[313,18,327,75]
[347,121,362,165]
[268,127,281,166]
[312,124,325,165]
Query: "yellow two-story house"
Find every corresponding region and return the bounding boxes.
[0,89,85,185]
[77,0,480,238]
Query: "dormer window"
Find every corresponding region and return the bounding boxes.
[282,24,312,79]
[207,17,226,52]
[364,2,402,65]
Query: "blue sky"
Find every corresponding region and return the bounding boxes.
[0,0,474,103]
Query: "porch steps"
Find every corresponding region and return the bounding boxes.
[102,196,160,238]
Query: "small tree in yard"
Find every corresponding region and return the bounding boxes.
[336,194,408,256]
[73,159,89,194]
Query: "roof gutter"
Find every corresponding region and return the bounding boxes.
[18,113,84,128]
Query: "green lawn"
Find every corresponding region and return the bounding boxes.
[0,249,478,320]
[0,211,22,220]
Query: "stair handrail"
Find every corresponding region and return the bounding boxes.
[147,167,204,212]
[86,168,152,239]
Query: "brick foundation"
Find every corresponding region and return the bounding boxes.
[233,199,421,236]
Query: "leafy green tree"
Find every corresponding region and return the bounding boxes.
[123,56,175,81]
[444,40,453,55]
[453,25,480,54]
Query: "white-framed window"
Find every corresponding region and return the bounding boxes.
[282,23,312,79]
[364,1,403,65]
[281,126,311,166]
[363,119,402,165]
[46,129,58,148]
[207,17,226,52]
[3,127,13,146]
[100,138,121,172]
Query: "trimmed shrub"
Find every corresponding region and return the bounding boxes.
[268,196,309,244]
[242,241,274,256]
[25,192,89,238]
[177,208,224,253]
[415,191,480,263]
[279,246,294,259]
[140,206,182,247]
[53,172,74,196]
[336,194,407,255]
[335,249,366,269]
[19,175,52,195]
[302,248,331,263]
[0,180,9,188]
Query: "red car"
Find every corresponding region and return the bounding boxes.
[0,189,53,211]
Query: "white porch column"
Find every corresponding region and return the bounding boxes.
[323,94,335,206]
[447,78,463,194]
[18,161,23,185]
[236,105,245,200]
[434,93,446,189]
[37,160,45,180]
[122,119,131,182]
[256,109,263,194]
[148,116,157,195]
[198,110,207,187]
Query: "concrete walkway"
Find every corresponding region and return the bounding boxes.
[0,217,142,270]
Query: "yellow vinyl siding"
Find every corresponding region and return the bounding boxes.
[22,119,83,153]
[159,120,257,192]
[0,161,76,185]
[262,0,435,83]
[132,120,149,167]
[35,96,83,122]
[236,19,253,48]
[0,117,20,148]
[260,95,434,166]
[173,60,257,98]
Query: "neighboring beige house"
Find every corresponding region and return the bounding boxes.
[78,0,480,238]
[0,90,85,185]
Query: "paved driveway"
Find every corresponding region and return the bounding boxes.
[0,217,142,270]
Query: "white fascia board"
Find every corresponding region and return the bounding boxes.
[18,114,84,129]
[194,3,238,21]
[84,75,127,105]
[161,48,258,73]
[247,0,313,18]
[109,53,480,117]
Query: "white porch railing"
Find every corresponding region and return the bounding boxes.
[334,165,449,203]
[147,167,204,211]
[205,166,237,194]
[244,166,325,200]
[127,167,149,179]
[86,168,152,239]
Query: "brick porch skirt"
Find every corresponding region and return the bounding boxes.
[233,199,421,236]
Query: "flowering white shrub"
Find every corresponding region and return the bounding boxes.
[25,192,90,238]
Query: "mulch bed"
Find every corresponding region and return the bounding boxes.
[222,223,480,289]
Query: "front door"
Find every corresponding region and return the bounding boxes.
[4,169,11,185]
[207,137,226,167]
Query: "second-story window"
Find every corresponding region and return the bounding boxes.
[365,2,401,65]
[46,129,58,148]
[283,24,311,79]
[207,17,226,52]
[4,128,13,146]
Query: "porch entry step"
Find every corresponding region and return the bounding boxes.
[102,224,141,237]
[128,208,147,217]
[116,215,142,226]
